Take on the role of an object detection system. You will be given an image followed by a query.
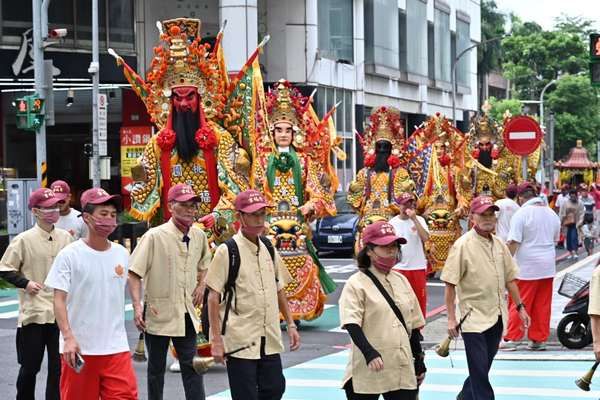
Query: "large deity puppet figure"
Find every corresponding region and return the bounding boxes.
[405,113,470,271]
[252,79,341,321]
[347,107,415,237]
[110,18,257,232]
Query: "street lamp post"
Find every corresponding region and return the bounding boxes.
[452,36,504,127]
[539,79,557,191]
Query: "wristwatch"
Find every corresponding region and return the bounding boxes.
[516,303,525,312]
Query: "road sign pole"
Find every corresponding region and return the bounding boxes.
[32,0,47,187]
[91,0,100,186]
[522,156,528,180]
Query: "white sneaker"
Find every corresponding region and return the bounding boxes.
[169,360,181,373]
[499,340,519,351]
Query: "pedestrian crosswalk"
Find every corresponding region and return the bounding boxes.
[0,289,135,320]
[208,350,599,399]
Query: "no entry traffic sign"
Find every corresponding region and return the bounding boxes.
[502,115,543,156]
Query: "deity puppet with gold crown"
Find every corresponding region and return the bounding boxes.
[251,79,342,321]
[405,113,469,271]
[110,18,268,241]
[347,107,415,243]
[465,102,532,200]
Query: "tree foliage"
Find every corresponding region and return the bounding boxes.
[488,96,523,123]
[497,15,599,160]
[546,74,600,159]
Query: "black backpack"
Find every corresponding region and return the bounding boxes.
[201,236,275,336]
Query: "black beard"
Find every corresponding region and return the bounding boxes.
[172,108,200,163]
[373,141,392,173]
[478,149,493,169]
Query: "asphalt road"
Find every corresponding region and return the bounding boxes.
[0,248,578,399]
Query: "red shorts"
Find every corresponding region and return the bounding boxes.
[395,268,427,317]
[60,351,138,400]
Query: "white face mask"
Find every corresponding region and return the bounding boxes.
[277,146,290,153]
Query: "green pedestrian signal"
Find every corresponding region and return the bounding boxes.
[14,94,45,131]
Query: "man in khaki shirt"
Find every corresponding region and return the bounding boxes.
[588,260,600,362]
[0,188,72,400]
[441,196,530,400]
[206,189,300,400]
[128,183,212,400]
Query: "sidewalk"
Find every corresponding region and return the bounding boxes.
[422,251,600,349]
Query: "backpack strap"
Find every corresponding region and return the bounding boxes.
[361,269,409,336]
[221,238,241,335]
[259,236,275,262]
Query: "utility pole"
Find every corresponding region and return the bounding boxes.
[32,0,46,187]
[90,0,101,187]
[548,112,555,192]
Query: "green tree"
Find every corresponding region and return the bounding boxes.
[546,74,600,159]
[488,96,523,123]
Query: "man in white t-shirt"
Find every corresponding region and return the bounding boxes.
[50,180,87,239]
[503,182,560,351]
[554,185,569,213]
[495,184,520,242]
[389,192,430,315]
[45,188,137,400]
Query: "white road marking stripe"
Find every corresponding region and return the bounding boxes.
[426,282,445,287]
[291,363,585,378]
[0,303,134,319]
[555,252,600,278]
[0,300,19,307]
[423,383,598,398]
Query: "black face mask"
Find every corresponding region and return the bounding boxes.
[373,140,392,173]
[172,108,200,163]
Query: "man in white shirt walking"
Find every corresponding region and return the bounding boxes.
[389,192,430,316]
[503,182,561,351]
[495,184,519,242]
[50,180,86,239]
[45,188,137,400]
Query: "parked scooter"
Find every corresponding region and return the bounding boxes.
[557,273,591,349]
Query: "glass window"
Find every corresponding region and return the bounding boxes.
[2,3,33,37]
[364,0,398,69]
[456,19,470,86]
[318,0,353,62]
[428,23,434,79]
[48,0,75,42]
[434,8,451,82]
[404,0,427,76]
[75,0,107,46]
[108,0,134,48]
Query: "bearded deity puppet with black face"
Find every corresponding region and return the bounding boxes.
[348,107,415,231]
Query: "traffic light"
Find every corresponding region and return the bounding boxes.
[14,94,45,131]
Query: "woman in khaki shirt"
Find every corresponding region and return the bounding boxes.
[339,221,426,400]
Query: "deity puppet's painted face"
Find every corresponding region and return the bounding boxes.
[172,87,199,113]
[273,121,294,147]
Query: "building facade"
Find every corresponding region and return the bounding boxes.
[0,0,480,198]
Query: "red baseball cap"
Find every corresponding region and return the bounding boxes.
[362,221,407,246]
[234,190,269,213]
[167,183,201,203]
[516,182,536,195]
[50,180,70,200]
[470,196,499,215]
[80,188,121,209]
[28,188,61,210]
[396,192,415,205]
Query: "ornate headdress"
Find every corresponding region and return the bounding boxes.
[111,18,227,129]
[266,80,309,149]
[358,107,405,168]
[468,101,500,145]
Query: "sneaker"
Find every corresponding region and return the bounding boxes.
[528,341,546,351]
[573,254,579,260]
[499,340,519,351]
[169,360,181,372]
